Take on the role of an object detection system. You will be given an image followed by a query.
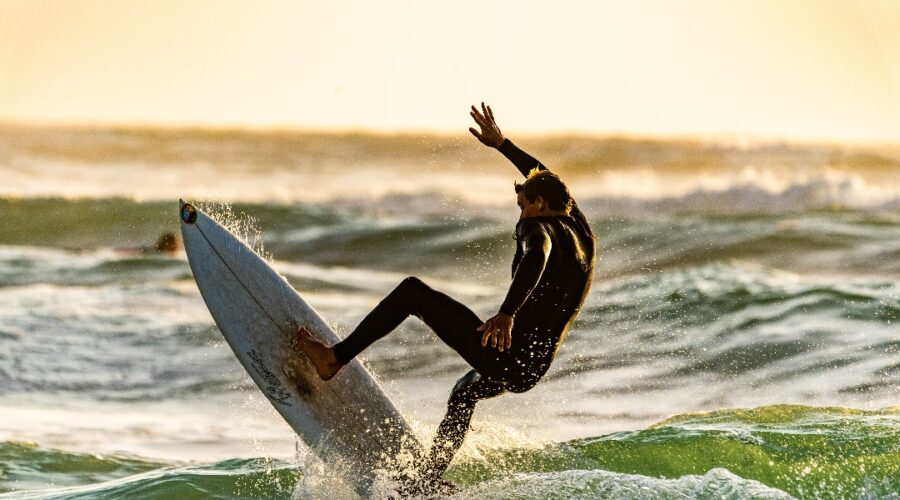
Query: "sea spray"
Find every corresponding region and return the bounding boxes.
[195,201,269,260]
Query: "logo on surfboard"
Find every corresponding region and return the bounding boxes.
[247,349,293,406]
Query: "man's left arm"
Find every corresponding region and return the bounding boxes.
[478,221,551,351]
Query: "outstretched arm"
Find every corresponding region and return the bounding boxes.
[469,102,545,176]
[469,102,592,237]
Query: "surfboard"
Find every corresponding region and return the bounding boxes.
[178,200,423,495]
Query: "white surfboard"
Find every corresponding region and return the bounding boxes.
[178,200,422,495]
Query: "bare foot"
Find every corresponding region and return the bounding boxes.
[292,327,343,381]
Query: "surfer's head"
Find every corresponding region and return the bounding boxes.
[155,232,180,253]
[515,169,572,218]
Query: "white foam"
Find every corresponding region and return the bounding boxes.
[2,150,896,214]
[452,467,794,499]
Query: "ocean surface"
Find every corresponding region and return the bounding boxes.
[0,126,897,498]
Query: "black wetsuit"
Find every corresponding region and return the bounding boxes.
[333,139,596,483]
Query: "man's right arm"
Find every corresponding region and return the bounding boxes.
[498,138,545,178]
[469,102,545,176]
[469,102,593,237]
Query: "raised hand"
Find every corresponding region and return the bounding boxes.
[469,102,505,149]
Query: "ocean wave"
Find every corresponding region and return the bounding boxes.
[593,262,899,329]
[4,125,899,219]
[449,405,900,500]
[209,170,898,216]
[553,262,899,406]
[452,468,793,500]
[5,197,897,282]
[0,444,296,499]
[1,205,896,407]
[0,246,188,288]
[2,405,896,498]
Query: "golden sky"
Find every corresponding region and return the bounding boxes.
[0,0,898,143]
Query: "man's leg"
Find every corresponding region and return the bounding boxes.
[332,277,499,372]
[419,370,506,485]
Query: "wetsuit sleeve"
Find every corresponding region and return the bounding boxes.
[498,138,545,177]
[498,139,594,238]
[500,220,551,317]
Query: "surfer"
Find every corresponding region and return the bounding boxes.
[89,231,180,256]
[148,232,180,254]
[294,103,596,492]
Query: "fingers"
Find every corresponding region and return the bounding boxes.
[480,320,497,348]
[479,319,492,347]
[496,326,511,352]
[470,111,486,130]
[469,127,482,140]
[478,315,511,351]
[471,103,495,124]
[477,102,496,125]
[470,105,488,126]
[479,329,510,352]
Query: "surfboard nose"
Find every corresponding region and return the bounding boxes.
[180,200,197,224]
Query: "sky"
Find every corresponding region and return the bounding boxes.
[0,0,898,143]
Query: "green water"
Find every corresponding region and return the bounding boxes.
[2,405,897,499]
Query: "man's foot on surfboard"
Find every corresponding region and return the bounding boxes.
[292,327,343,381]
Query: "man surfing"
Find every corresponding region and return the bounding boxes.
[294,103,596,493]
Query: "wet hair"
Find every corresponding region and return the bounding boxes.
[514,168,572,211]
[155,232,180,253]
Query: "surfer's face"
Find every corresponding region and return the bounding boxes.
[517,191,545,219]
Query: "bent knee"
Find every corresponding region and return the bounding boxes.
[452,370,481,393]
[399,276,427,291]
[447,371,481,407]
[448,370,508,408]
[388,276,429,303]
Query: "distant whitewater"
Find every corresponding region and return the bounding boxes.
[0,125,897,498]
[1,125,898,212]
